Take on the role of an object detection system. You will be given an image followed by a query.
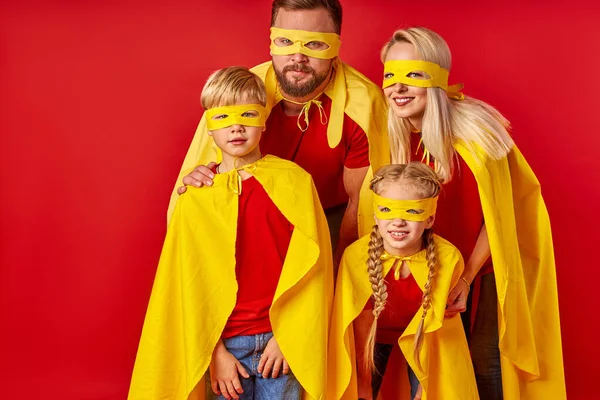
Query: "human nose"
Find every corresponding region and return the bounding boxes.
[392,82,407,92]
[291,51,309,63]
[390,218,407,226]
[230,124,244,133]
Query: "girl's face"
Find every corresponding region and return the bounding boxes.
[375,183,435,257]
[383,42,428,129]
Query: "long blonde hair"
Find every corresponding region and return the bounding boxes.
[380,27,514,182]
[364,162,441,372]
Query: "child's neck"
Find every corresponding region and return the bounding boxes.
[218,148,262,176]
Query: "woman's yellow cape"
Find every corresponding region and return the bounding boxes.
[328,234,479,400]
[129,156,333,400]
[455,142,566,398]
[167,59,389,223]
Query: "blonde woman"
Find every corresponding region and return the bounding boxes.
[379,27,565,399]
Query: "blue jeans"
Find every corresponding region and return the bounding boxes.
[371,343,420,399]
[206,332,302,400]
[470,273,503,399]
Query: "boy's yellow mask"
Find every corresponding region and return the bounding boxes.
[382,60,464,100]
[373,192,438,222]
[205,104,267,131]
[270,27,341,59]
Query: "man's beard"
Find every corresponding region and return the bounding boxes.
[274,63,331,98]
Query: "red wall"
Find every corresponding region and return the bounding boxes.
[2,1,599,398]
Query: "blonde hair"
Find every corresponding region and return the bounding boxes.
[364,162,441,372]
[380,27,514,183]
[201,66,267,110]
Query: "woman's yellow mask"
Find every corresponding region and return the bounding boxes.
[382,60,464,100]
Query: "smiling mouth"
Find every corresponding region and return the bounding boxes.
[393,97,414,107]
[389,231,409,239]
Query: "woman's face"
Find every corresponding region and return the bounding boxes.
[383,42,428,128]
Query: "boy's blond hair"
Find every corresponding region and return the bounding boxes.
[201,66,267,110]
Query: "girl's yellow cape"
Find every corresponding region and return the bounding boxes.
[328,234,479,400]
[129,156,333,400]
[455,142,566,399]
[167,59,389,223]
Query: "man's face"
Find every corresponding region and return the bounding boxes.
[271,8,336,99]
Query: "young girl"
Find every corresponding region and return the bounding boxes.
[328,162,478,400]
[380,27,565,399]
[128,67,333,400]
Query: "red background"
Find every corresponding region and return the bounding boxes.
[2,0,599,398]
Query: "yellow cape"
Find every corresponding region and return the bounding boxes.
[455,142,566,398]
[328,234,479,400]
[167,59,389,225]
[129,155,333,400]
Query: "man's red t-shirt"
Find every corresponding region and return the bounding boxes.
[221,176,294,339]
[411,132,492,275]
[260,96,370,210]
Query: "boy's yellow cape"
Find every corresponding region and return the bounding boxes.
[167,59,390,223]
[328,234,479,400]
[129,155,333,400]
[455,142,566,398]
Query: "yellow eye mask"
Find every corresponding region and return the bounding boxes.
[205,104,267,131]
[382,60,464,100]
[373,192,438,222]
[270,27,341,59]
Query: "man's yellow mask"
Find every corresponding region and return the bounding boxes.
[373,192,438,222]
[382,60,464,100]
[270,27,341,59]
[205,104,267,131]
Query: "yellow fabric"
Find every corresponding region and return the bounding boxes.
[130,155,333,400]
[204,104,267,131]
[270,27,341,59]
[372,193,438,222]
[167,60,390,227]
[381,250,426,280]
[328,234,478,400]
[382,60,464,100]
[455,142,566,398]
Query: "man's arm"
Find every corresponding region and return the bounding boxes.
[335,166,369,270]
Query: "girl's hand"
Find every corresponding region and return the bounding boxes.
[209,341,250,400]
[414,383,423,399]
[445,278,469,318]
[257,336,290,378]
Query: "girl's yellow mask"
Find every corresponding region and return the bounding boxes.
[373,192,438,222]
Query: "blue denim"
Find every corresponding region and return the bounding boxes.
[371,343,420,399]
[470,273,503,399]
[206,332,302,400]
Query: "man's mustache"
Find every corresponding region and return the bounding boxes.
[282,64,315,74]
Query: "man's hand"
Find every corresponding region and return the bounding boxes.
[257,336,289,378]
[445,278,469,318]
[209,341,250,399]
[176,162,217,195]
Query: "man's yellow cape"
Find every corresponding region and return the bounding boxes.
[167,59,390,226]
[455,142,566,398]
[129,156,334,400]
[328,234,479,400]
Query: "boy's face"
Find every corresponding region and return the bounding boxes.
[207,98,264,160]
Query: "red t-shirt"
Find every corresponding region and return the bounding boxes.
[365,265,423,345]
[260,96,370,210]
[411,132,492,275]
[221,176,294,339]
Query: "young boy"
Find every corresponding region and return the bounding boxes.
[128,67,333,400]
